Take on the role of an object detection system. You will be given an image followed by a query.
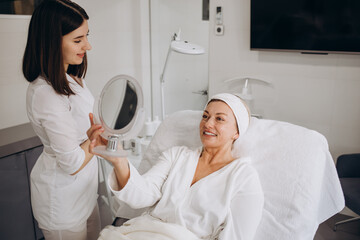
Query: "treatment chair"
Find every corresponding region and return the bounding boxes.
[110,110,345,240]
[333,153,360,231]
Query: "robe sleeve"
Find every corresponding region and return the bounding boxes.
[218,168,264,240]
[108,148,176,209]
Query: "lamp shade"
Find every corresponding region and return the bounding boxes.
[224,77,273,101]
[171,40,205,55]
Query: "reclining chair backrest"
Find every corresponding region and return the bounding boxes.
[140,110,345,240]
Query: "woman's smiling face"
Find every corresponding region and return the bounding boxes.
[62,20,92,71]
[199,100,239,149]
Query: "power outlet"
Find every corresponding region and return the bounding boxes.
[215,25,224,35]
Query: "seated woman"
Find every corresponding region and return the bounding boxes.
[88,93,264,240]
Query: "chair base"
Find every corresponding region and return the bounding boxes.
[333,216,360,231]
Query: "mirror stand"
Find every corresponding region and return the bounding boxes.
[93,135,128,157]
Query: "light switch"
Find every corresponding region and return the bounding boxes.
[216,6,223,25]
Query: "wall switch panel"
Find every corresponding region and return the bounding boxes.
[215,6,224,35]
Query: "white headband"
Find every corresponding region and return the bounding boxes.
[207,93,250,136]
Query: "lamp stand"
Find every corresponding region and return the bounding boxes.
[160,33,177,120]
[159,31,205,120]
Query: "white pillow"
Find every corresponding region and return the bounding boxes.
[139,110,344,240]
[139,110,202,173]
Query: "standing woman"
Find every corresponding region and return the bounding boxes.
[23,0,100,239]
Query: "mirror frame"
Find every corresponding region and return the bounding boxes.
[96,74,144,139]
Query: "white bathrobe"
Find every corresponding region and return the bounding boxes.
[108,146,264,240]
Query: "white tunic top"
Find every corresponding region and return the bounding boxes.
[109,146,264,240]
[26,74,98,230]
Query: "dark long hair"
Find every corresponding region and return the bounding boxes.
[22,0,89,96]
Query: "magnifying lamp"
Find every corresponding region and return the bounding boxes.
[160,30,205,120]
[224,77,273,101]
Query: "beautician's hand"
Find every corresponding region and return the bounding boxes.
[88,113,130,189]
[87,113,127,165]
[72,113,106,176]
[87,113,107,147]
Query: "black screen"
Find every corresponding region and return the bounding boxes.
[251,0,360,54]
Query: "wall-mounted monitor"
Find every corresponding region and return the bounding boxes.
[251,0,360,54]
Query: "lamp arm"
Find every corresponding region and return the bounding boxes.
[160,31,188,120]
[160,37,175,120]
[160,44,173,84]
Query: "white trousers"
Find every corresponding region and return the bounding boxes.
[41,204,101,240]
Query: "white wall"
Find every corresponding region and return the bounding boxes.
[150,0,209,119]
[208,0,360,159]
[0,15,30,129]
[2,0,360,161]
[0,0,151,130]
[76,0,151,116]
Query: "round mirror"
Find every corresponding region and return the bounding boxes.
[93,75,145,157]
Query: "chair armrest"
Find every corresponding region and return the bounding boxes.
[336,154,360,178]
